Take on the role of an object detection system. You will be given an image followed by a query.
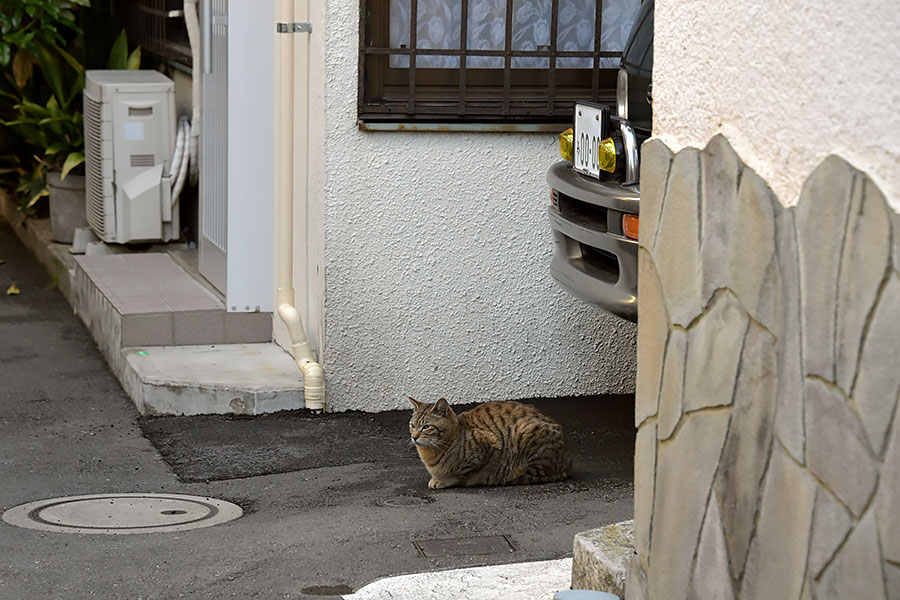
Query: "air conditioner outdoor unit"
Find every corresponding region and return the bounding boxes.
[83,70,178,244]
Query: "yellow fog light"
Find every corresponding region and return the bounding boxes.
[558,128,573,161]
[597,137,617,173]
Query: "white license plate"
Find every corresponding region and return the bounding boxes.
[573,103,609,180]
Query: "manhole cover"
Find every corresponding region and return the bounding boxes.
[1,493,243,535]
[375,494,434,507]
[413,535,516,557]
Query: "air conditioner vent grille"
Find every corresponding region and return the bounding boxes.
[130,154,156,167]
[83,93,106,238]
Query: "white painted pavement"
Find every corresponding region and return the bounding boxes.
[343,558,572,600]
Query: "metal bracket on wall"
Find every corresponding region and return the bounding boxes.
[276,22,312,34]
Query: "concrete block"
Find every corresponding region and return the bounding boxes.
[571,520,633,598]
[122,312,174,347]
[225,312,273,344]
[172,310,225,346]
[123,343,305,415]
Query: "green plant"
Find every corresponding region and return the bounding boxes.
[0,0,140,211]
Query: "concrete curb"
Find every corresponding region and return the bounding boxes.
[571,520,634,598]
[343,558,573,600]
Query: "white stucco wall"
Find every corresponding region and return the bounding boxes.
[653,0,900,209]
[313,0,637,412]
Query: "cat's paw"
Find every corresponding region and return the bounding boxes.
[428,477,451,489]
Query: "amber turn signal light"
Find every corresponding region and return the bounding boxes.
[558,128,574,161]
[623,213,639,240]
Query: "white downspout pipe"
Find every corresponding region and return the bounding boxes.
[276,0,325,411]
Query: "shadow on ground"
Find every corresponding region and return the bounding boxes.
[139,396,635,486]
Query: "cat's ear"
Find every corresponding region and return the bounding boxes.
[431,397,452,417]
[408,396,425,411]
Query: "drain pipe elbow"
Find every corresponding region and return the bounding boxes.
[299,359,325,412]
[277,289,325,411]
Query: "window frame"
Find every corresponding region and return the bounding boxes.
[359,0,625,124]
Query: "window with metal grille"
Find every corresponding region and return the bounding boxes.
[114,0,193,65]
[360,0,641,123]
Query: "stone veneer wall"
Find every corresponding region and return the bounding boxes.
[628,135,900,599]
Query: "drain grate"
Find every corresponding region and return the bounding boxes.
[1,493,242,535]
[413,535,516,557]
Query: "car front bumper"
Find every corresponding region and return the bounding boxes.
[546,160,639,322]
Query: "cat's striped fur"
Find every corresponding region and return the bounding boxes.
[408,398,573,489]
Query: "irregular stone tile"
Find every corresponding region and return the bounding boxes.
[876,400,900,563]
[626,556,649,600]
[714,321,777,580]
[774,209,806,463]
[653,147,704,327]
[884,561,900,600]
[688,493,735,600]
[808,486,854,578]
[853,272,900,454]
[700,135,742,303]
[893,202,900,273]
[648,409,730,600]
[683,291,749,412]
[636,249,667,427]
[796,155,858,381]
[805,377,879,516]
[633,421,657,563]
[836,176,891,394]
[729,167,778,332]
[658,328,687,440]
[817,510,886,600]
[740,447,816,600]
[639,139,673,255]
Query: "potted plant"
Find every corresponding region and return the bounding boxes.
[1,1,139,241]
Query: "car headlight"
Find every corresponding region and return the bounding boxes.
[616,68,628,119]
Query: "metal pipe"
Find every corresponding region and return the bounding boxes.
[275,0,324,411]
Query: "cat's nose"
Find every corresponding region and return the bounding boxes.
[411,431,420,440]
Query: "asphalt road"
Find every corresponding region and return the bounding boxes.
[0,221,635,599]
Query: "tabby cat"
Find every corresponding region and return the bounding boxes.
[408,397,573,488]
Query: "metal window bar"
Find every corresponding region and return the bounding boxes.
[116,0,192,65]
[360,0,624,121]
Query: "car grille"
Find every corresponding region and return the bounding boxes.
[557,191,608,233]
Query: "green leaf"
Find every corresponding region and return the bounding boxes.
[126,46,141,70]
[107,29,127,70]
[60,151,84,179]
[69,0,91,6]
[32,41,66,106]
[53,43,83,74]
[25,187,48,208]
[0,43,10,67]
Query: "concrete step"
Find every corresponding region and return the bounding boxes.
[74,253,271,348]
[122,343,305,415]
[571,520,634,599]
